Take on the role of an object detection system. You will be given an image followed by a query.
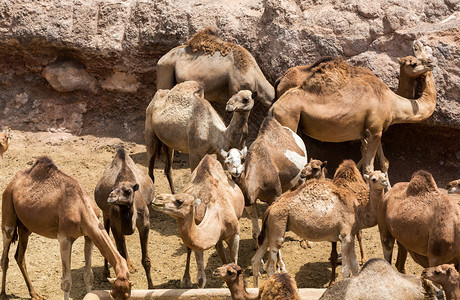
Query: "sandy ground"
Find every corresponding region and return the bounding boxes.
[0,130,458,300]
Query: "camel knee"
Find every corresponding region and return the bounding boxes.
[61,275,72,293]
[142,256,151,270]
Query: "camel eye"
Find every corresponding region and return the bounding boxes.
[176,199,184,205]
[241,158,245,164]
[372,178,376,182]
[410,63,417,67]
[435,270,441,274]
[313,167,320,172]
[227,270,233,275]
[243,98,249,103]
[124,189,132,196]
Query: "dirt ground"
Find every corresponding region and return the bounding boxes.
[0,130,459,300]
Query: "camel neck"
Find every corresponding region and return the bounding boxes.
[356,190,378,229]
[227,275,259,300]
[223,110,250,150]
[445,287,460,300]
[396,68,417,99]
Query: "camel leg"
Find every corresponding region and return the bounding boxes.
[329,242,338,286]
[102,216,111,279]
[164,146,176,194]
[83,236,94,293]
[215,240,228,265]
[138,221,153,289]
[111,227,135,273]
[380,234,395,264]
[146,133,161,185]
[395,241,407,274]
[251,239,268,287]
[1,225,15,299]
[226,234,240,264]
[245,204,260,245]
[357,132,382,176]
[356,230,366,265]
[180,246,192,288]
[340,233,358,278]
[376,142,391,189]
[276,250,287,273]
[194,250,206,288]
[58,234,76,300]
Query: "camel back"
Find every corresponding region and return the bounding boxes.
[301,58,388,98]
[254,116,292,150]
[333,160,368,204]
[407,170,438,195]
[26,156,65,181]
[260,273,300,300]
[186,27,253,73]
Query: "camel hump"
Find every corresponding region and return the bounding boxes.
[115,147,126,161]
[359,258,393,275]
[407,170,438,195]
[333,160,363,183]
[268,273,299,297]
[26,156,59,178]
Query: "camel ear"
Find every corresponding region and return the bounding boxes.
[363,174,370,181]
[194,85,205,98]
[219,149,228,159]
[107,277,116,284]
[251,91,258,99]
[193,198,201,206]
[130,280,135,286]
[397,57,404,65]
[240,146,247,158]
[322,161,327,168]
[132,184,139,192]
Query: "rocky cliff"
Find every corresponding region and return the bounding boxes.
[0,0,459,143]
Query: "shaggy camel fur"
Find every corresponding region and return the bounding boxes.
[220,116,308,243]
[157,27,274,106]
[252,160,385,286]
[213,263,300,300]
[423,264,460,300]
[95,148,155,288]
[447,179,460,194]
[1,157,132,300]
[373,169,460,274]
[270,42,436,183]
[319,258,439,300]
[151,155,244,288]
[0,127,12,165]
[145,80,255,193]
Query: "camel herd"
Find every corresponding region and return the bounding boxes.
[1,27,459,300]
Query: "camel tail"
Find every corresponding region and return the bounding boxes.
[11,226,18,244]
[258,205,272,246]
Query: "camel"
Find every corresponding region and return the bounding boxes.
[156,27,274,107]
[151,155,244,288]
[423,264,460,300]
[213,263,300,300]
[220,116,308,243]
[447,179,460,194]
[252,160,386,286]
[1,156,132,300]
[270,41,436,183]
[0,127,12,165]
[371,169,460,274]
[94,148,155,289]
[145,81,255,193]
[319,258,439,300]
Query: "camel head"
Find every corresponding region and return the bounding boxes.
[151,193,199,218]
[301,159,327,180]
[0,126,13,151]
[107,182,139,206]
[213,263,242,283]
[398,56,435,79]
[422,264,459,286]
[108,276,134,300]
[220,147,247,178]
[446,179,460,194]
[364,171,388,191]
[225,90,256,113]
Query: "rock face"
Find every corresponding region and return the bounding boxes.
[0,0,459,141]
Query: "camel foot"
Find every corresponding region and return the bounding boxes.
[127,262,136,273]
[31,293,46,300]
[1,293,8,300]
[197,277,206,289]
[180,277,192,289]
[300,240,312,249]
[360,258,367,266]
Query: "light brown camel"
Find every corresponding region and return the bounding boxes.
[372,169,460,274]
[270,42,436,183]
[157,27,274,107]
[1,156,132,300]
[0,127,12,165]
[423,264,460,300]
[213,263,300,300]
[151,155,244,288]
[145,80,255,193]
[447,179,460,194]
[252,160,386,286]
[319,258,439,300]
[94,148,155,289]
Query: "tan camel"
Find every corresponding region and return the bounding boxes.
[252,160,386,286]
[151,155,244,288]
[145,80,255,193]
[1,156,132,300]
[270,41,436,183]
[95,148,155,289]
[423,264,460,300]
[372,169,460,274]
[319,258,439,300]
[447,179,460,194]
[213,263,300,300]
[157,27,274,107]
[0,127,12,165]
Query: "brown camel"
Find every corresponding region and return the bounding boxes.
[1,156,132,300]
[270,41,436,183]
[0,127,12,165]
[157,27,274,107]
[372,169,460,274]
[145,80,255,193]
[252,160,386,286]
[213,263,300,300]
[319,258,439,300]
[94,148,155,289]
[447,179,460,194]
[423,264,460,300]
[151,155,244,288]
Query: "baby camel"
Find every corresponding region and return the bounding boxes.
[151,155,244,288]
[1,156,132,300]
[447,179,460,194]
[0,127,12,165]
[214,263,300,300]
[145,80,255,193]
[423,264,460,300]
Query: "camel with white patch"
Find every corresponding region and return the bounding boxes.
[220,116,308,243]
[0,127,12,165]
[151,155,244,288]
[1,156,132,300]
[423,264,460,300]
[157,27,274,107]
[447,179,460,194]
[252,160,386,286]
[145,80,255,193]
[270,41,436,183]
[371,169,460,274]
[95,148,155,289]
